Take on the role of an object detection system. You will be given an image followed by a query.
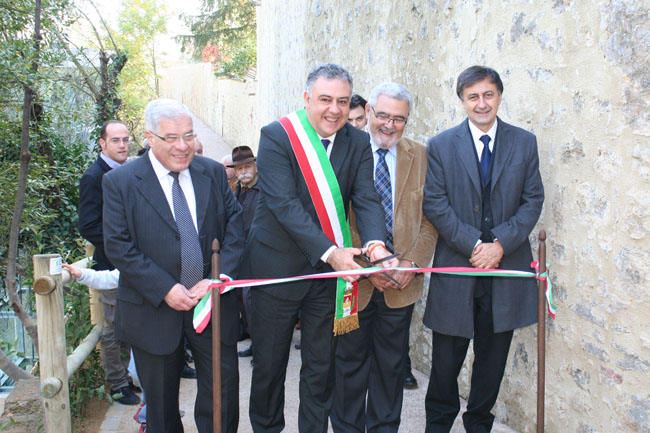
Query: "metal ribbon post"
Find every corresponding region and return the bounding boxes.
[537,229,547,433]
[211,239,222,433]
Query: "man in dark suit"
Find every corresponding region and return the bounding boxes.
[78,120,140,405]
[103,99,245,433]
[227,145,260,358]
[241,63,398,433]
[422,66,544,433]
[331,82,437,433]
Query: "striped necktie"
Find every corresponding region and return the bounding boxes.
[170,171,204,288]
[374,148,393,251]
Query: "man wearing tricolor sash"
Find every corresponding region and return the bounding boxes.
[241,63,398,433]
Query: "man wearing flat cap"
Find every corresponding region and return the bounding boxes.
[228,145,260,358]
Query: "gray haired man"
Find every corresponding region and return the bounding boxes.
[103,99,245,433]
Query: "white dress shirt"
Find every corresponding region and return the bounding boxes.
[370,139,397,207]
[148,150,198,231]
[468,119,498,162]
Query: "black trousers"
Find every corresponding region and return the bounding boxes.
[132,311,239,433]
[425,278,513,433]
[250,279,336,433]
[331,290,414,433]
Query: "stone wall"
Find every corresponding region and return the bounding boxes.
[159,63,259,151]
[258,1,650,432]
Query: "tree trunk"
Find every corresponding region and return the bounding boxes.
[4,0,42,373]
[0,349,34,381]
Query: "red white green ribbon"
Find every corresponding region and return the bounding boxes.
[193,274,232,333]
[193,263,557,332]
[532,261,556,319]
[278,109,358,335]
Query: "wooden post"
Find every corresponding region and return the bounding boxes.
[211,239,222,433]
[537,230,547,433]
[33,254,72,433]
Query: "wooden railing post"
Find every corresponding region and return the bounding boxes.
[33,253,72,433]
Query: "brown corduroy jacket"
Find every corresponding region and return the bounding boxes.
[351,136,438,310]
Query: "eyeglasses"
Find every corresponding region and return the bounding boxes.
[149,131,197,145]
[371,107,407,126]
[108,137,130,144]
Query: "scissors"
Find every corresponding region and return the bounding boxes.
[354,252,402,287]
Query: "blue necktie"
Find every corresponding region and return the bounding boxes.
[170,172,204,289]
[480,135,492,183]
[375,149,393,251]
[321,139,330,151]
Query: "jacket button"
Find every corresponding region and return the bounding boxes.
[473,205,479,212]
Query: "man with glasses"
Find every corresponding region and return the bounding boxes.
[103,99,244,433]
[331,83,437,433]
[79,120,141,406]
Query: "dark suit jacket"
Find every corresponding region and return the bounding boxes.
[102,154,245,355]
[241,121,385,300]
[422,118,544,338]
[235,178,260,238]
[79,154,114,271]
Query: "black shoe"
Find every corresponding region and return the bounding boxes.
[238,345,253,357]
[403,372,418,389]
[181,363,197,379]
[294,340,301,350]
[111,385,141,405]
[129,380,142,394]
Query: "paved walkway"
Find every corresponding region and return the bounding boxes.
[98,330,518,433]
[192,114,233,163]
[98,115,518,433]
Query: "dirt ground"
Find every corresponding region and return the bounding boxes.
[73,397,110,433]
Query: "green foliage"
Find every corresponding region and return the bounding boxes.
[113,0,168,141]
[179,0,257,78]
[64,280,110,421]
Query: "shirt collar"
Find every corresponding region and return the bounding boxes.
[468,118,498,145]
[318,132,337,144]
[370,135,398,157]
[100,152,124,169]
[148,149,190,181]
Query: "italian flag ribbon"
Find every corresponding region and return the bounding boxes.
[193,274,232,334]
[278,109,359,335]
[531,261,556,319]
[192,263,557,332]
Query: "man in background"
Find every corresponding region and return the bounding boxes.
[228,145,260,358]
[78,120,140,405]
[348,93,368,129]
[221,154,238,191]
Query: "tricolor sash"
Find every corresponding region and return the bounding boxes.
[278,109,359,335]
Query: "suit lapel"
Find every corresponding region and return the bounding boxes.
[394,138,414,213]
[134,157,178,233]
[455,120,481,195]
[329,125,350,177]
[189,163,210,234]
[491,118,512,192]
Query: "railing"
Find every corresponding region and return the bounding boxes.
[32,252,104,433]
